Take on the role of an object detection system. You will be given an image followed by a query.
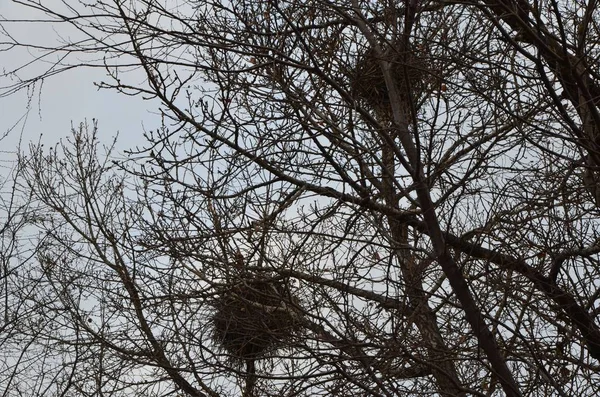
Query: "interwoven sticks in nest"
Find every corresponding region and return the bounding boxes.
[351,41,429,119]
[211,274,302,362]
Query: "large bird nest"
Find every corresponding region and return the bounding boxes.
[351,41,430,120]
[210,273,303,363]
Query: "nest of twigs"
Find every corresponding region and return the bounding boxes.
[210,274,302,362]
[351,41,430,119]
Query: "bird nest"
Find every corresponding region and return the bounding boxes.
[351,42,429,120]
[210,274,302,363]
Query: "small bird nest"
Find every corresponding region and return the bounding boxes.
[210,274,302,363]
[351,41,429,120]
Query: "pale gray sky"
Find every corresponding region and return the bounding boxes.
[0,1,160,157]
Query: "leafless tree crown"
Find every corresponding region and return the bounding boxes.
[2,1,600,396]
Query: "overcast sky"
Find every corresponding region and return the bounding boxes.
[0,1,160,163]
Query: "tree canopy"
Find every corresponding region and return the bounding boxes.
[2,1,600,396]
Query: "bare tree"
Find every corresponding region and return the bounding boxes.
[2,1,600,396]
